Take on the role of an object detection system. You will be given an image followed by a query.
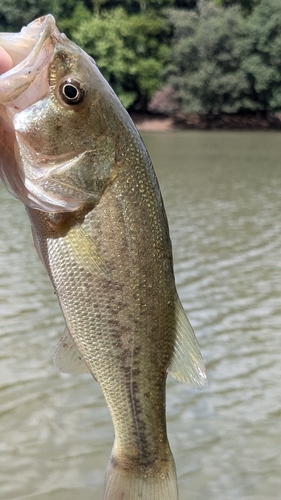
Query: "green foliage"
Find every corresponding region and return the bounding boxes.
[100,0,175,14]
[213,0,261,15]
[174,0,198,9]
[162,0,281,115]
[58,3,92,39]
[242,0,281,112]
[0,0,61,31]
[164,3,251,114]
[71,7,171,109]
[0,0,86,32]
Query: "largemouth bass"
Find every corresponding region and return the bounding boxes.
[0,15,206,500]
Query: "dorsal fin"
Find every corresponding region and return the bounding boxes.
[167,295,207,390]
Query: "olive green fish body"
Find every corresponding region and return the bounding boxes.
[0,15,206,500]
[28,136,176,466]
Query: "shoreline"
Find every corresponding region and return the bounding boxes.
[130,112,281,132]
[130,113,175,132]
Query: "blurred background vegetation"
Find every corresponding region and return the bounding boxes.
[1,0,280,124]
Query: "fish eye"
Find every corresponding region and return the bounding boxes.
[59,79,85,105]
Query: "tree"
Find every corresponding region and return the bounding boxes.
[71,7,171,109]
[153,0,281,117]
[213,0,261,15]
[242,0,281,113]
[99,0,174,14]
[161,3,252,115]
[0,0,62,31]
[58,3,92,39]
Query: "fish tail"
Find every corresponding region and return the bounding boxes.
[103,450,178,500]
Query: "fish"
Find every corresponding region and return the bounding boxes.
[0,15,206,500]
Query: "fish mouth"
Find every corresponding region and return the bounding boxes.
[0,15,55,68]
[0,15,61,208]
[0,15,59,106]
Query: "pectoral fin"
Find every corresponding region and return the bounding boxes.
[167,295,207,390]
[64,223,109,277]
[53,327,91,375]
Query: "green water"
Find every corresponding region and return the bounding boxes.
[1,131,281,500]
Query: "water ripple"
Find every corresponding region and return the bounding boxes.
[2,132,281,499]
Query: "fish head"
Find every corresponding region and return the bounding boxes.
[0,15,125,212]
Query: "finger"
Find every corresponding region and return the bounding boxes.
[0,46,14,74]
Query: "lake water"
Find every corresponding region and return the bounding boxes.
[1,131,281,500]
